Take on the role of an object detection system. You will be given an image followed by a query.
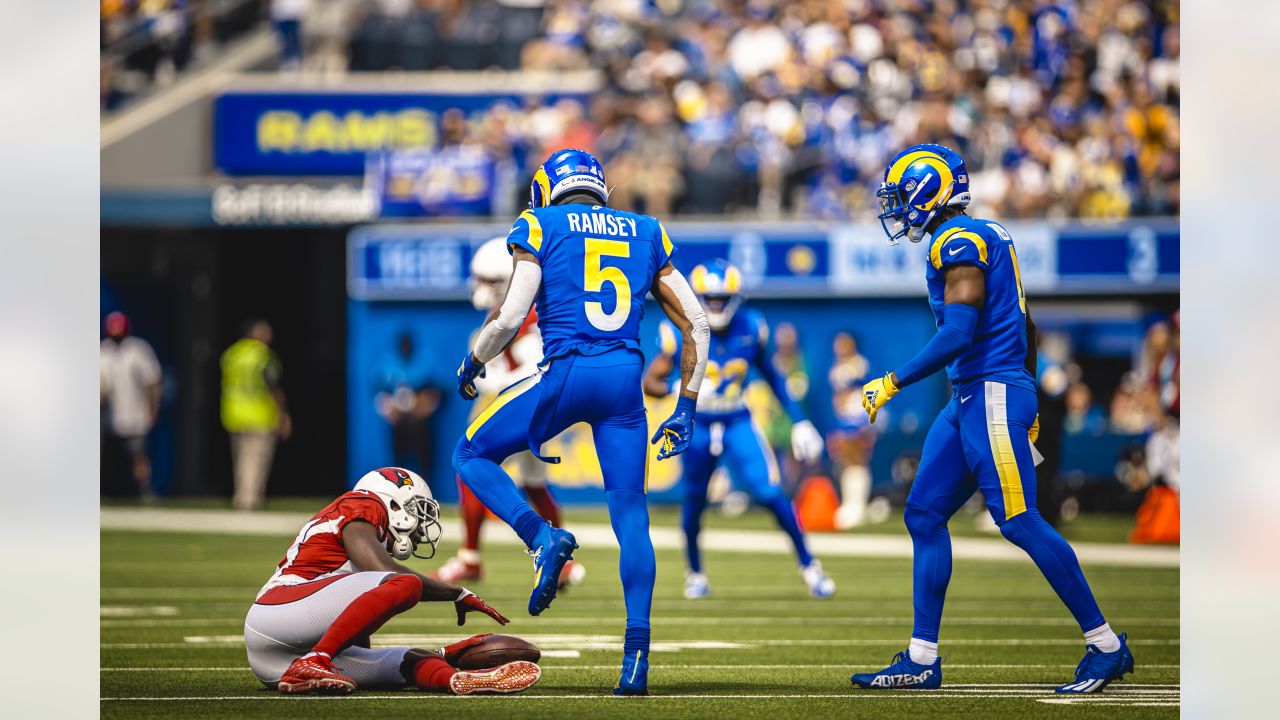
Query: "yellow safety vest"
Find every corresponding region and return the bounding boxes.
[220,339,281,432]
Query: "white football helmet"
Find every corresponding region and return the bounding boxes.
[353,467,442,560]
[469,237,513,311]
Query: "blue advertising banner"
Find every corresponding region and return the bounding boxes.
[348,219,1178,300]
[214,89,585,176]
[367,146,498,217]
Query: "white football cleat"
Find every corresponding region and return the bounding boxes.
[683,572,711,599]
[801,560,836,598]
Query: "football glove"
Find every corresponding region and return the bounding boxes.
[456,352,486,400]
[861,372,899,424]
[454,589,508,626]
[439,633,493,665]
[1029,414,1040,443]
[790,419,824,463]
[652,396,696,461]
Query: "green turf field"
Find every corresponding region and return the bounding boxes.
[101,505,1178,719]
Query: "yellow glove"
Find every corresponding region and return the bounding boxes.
[861,372,899,424]
[1029,414,1040,443]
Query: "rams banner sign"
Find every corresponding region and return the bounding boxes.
[214,90,582,176]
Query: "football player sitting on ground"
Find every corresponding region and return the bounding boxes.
[433,237,583,589]
[642,259,834,599]
[243,467,541,696]
[849,144,1133,694]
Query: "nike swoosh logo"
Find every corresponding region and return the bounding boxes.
[960,395,972,403]
[949,246,964,256]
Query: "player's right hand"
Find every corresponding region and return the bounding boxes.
[456,352,487,400]
[652,396,696,460]
[861,372,900,424]
[455,589,508,626]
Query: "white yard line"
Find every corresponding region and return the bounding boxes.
[100,507,1179,568]
[103,689,1179,702]
[101,637,1181,650]
[101,615,1180,628]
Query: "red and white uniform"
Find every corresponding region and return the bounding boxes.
[473,309,547,487]
[258,490,390,599]
[245,493,411,689]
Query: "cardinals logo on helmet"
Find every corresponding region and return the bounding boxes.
[377,467,414,488]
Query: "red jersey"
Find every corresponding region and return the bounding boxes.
[257,491,390,599]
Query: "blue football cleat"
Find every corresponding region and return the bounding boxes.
[613,649,649,695]
[850,650,942,689]
[801,560,836,598]
[1055,633,1135,693]
[683,572,710,599]
[527,526,578,616]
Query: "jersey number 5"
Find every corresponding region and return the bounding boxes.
[584,238,631,331]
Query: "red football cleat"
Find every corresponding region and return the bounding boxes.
[432,555,484,584]
[278,655,356,695]
[448,660,542,695]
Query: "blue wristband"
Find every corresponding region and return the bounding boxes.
[675,395,697,415]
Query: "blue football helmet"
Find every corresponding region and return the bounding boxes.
[689,259,743,331]
[876,144,971,244]
[530,148,608,209]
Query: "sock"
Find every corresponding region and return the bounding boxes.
[624,623,651,655]
[457,479,486,552]
[300,651,329,661]
[514,511,548,550]
[681,490,708,573]
[454,440,543,548]
[763,492,814,567]
[412,655,457,693]
[311,574,422,657]
[908,638,939,665]
[607,490,656,635]
[998,510,1106,632]
[1083,622,1122,653]
[525,485,562,527]
[904,503,954,644]
[456,547,481,565]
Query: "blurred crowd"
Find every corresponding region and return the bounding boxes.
[105,1,1180,222]
[335,0,1179,220]
[100,0,263,110]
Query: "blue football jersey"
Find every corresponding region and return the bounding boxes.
[506,203,674,362]
[656,308,769,419]
[924,215,1034,390]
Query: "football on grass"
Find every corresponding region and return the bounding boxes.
[451,635,541,670]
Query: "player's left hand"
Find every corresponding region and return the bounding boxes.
[790,420,824,463]
[455,589,508,626]
[439,633,494,664]
[456,352,487,400]
[652,396,696,460]
[861,372,900,424]
[1029,414,1040,443]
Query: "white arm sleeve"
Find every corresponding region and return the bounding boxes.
[473,261,542,364]
[660,271,710,394]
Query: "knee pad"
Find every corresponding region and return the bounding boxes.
[753,486,786,507]
[904,503,947,539]
[451,437,475,475]
[997,509,1045,545]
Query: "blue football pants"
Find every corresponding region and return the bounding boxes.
[905,380,1106,643]
[680,412,814,573]
[453,349,654,647]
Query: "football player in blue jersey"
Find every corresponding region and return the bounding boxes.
[848,145,1134,694]
[451,149,710,695]
[642,259,834,600]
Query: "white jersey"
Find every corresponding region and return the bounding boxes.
[100,336,161,436]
